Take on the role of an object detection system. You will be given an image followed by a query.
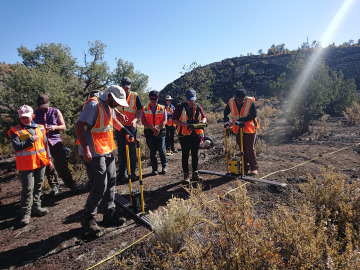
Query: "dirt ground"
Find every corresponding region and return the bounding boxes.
[0,116,359,270]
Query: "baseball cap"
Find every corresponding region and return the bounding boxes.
[185,89,196,101]
[37,94,50,109]
[121,77,132,87]
[165,95,173,100]
[18,105,34,118]
[99,85,129,107]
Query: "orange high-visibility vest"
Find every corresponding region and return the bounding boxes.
[143,104,165,128]
[228,97,259,134]
[8,124,50,171]
[166,105,175,126]
[77,97,116,155]
[117,91,138,126]
[176,104,203,136]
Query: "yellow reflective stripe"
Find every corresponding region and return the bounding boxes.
[180,108,187,122]
[91,125,113,132]
[15,148,46,157]
[121,92,137,113]
[240,97,253,117]
[15,125,24,135]
[98,100,105,128]
[36,124,45,135]
[229,98,239,121]
[128,92,136,110]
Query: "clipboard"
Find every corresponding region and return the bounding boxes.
[19,133,32,150]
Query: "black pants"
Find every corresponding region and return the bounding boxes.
[179,135,201,174]
[165,125,176,151]
[47,142,75,189]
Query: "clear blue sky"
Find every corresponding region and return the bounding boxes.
[1,0,359,91]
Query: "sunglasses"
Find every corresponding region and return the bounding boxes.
[18,107,30,114]
[150,97,158,101]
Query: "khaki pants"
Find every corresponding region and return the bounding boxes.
[83,154,116,216]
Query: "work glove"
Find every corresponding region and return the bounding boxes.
[224,121,232,128]
[234,121,245,128]
[121,127,134,142]
[126,134,135,143]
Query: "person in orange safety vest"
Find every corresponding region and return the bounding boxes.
[141,90,168,175]
[75,85,133,235]
[223,88,260,175]
[173,89,207,183]
[114,77,143,182]
[164,95,177,155]
[8,105,52,227]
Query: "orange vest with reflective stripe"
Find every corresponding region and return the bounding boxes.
[166,105,175,126]
[176,104,203,136]
[143,104,165,128]
[8,124,50,171]
[229,97,259,134]
[117,91,138,126]
[82,97,116,155]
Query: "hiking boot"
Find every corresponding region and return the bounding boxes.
[32,207,49,216]
[103,208,126,226]
[183,173,191,184]
[192,171,203,182]
[81,215,101,234]
[20,214,30,226]
[166,151,173,156]
[151,170,159,176]
[248,170,258,176]
[161,166,167,174]
[49,186,59,196]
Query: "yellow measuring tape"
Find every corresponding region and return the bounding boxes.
[260,142,360,179]
[87,142,360,269]
[86,231,153,270]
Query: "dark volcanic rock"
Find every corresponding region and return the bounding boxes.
[161,46,360,104]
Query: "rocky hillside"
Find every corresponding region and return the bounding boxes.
[161,46,360,104]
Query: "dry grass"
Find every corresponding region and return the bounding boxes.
[308,114,330,139]
[224,134,238,159]
[206,111,222,124]
[256,104,279,135]
[255,138,266,154]
[344,102,360,125]
[0,138,13,155]
[116,168,360,269]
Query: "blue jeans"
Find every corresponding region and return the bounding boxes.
[84,154,116,216]
[115,127,137,176]
[145,135,167,171]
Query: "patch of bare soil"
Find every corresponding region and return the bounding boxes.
[0,116,359,269]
